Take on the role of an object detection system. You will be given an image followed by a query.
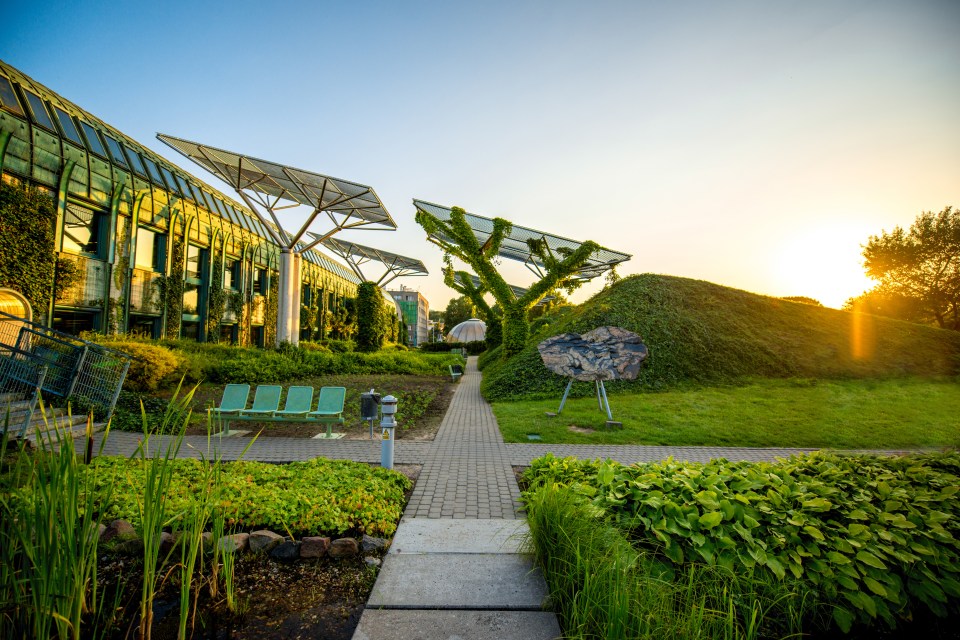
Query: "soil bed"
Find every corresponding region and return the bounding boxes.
[96,464,421,639]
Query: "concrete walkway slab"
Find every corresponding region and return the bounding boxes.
[367,553,549,610]
[353,610,561,640]
[391,518,530,554]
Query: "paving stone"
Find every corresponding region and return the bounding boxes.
[353,610,561,640]
[367,553,548,609]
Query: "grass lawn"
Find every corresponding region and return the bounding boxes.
[493,377,960,449]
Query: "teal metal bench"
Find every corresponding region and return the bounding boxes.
[449,364,463,382]
[208,384,347,439]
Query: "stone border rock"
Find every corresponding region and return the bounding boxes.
[100,519,389,563]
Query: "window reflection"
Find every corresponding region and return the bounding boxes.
[23,90,55,130]
[62,203,102,256]
[0,76,24,115]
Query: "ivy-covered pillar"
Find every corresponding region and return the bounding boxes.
[47,159,76,327]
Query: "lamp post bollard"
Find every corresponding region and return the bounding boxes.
[380,395,397,469]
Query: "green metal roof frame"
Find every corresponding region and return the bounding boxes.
[413,199,630,281]
[158,134,396,253]
[318,236,428,287]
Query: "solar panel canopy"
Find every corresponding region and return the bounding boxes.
[316,235,427,286]
[414,200,630,280]
[318,237,427,275]
[158,134,395,229]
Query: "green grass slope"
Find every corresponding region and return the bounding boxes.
[481,274,960,401]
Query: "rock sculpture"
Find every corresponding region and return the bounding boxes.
[538,326,648,381]
[537,326,648,426]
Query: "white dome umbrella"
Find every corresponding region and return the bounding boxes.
[446,318,486,343]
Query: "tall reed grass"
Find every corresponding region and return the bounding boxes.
[0,400,115,639]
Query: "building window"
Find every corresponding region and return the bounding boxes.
[79,121,107,158]
[182,286,200,315]
[253,267,267,295]
[0,76,24,116]
[22,90,55,131]
[224,259,240,290]
[62,203,104,257]
[186,245,204,280]
[135,227,166,272]
[103,135,128,168]
[53,107,83,145]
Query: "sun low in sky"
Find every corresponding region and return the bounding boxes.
[2,0,957,312]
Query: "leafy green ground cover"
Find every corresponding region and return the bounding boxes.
[494,378,960,448]
[481,274,960,401]
[6,453,411,537]
[523,452,960,638]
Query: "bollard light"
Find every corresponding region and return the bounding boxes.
[380,395,397,469]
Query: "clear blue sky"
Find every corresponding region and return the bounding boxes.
[3,0,958,309]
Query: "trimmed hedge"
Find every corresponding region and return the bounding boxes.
[419,340,486,355]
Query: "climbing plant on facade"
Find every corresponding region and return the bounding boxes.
[160,236,185,339]
[416,206,601,358]
[0,181,57,315]
[206,255,225,342]
[356,281,388,352]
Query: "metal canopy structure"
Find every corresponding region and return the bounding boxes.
[454,273,555,307]
[413,200,631,281]
[317,236,428,287]
[158,134,396,345]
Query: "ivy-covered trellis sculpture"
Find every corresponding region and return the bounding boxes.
[415,204,618,359]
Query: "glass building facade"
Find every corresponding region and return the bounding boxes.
[0,59,359,344]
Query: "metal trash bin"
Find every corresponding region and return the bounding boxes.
[360,390,381,438]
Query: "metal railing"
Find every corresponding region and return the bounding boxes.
[0,310,132,427]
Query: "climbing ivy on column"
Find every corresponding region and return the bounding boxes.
[356,281,387,352]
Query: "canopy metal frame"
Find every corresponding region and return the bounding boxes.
[318,237,428,288]
[413,200,631,282]
[158,134,396,345]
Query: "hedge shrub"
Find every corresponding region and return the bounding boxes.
[104,341,185,392]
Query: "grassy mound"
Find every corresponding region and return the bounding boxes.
[481,274,960,401]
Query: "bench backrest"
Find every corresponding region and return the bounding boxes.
[451,364,464,375]
[249,385,282,412]
[217,384,250,411]
[314,386,346,416]
[281,386,314,413]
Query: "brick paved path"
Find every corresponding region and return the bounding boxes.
[403,356,523,519]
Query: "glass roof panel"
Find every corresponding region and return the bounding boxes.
[22,89,55,130]
[0,76,24,116]
[123,145,148,177]
[142,156,165,185]
[54,107,83,145]
[79,121,107,158]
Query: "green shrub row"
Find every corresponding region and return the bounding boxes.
[24,456,412,537]
[419,340,487,355]
[83,335,457,389]
[523,452,960,633]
